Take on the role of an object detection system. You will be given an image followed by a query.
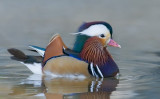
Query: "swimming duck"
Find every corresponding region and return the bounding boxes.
[8,21,121,78]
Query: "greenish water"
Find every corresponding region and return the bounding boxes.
[0,0,160,99]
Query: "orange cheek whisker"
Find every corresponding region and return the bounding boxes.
[80,37,109,66]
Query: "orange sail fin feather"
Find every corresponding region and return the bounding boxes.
[43,34,67,66]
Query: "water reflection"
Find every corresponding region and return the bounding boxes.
[9,74,44,96]
[9,74,119,99]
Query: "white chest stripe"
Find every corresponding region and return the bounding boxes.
[90,63,104,78]
[90,63,95,76]
[96,65,104,78]
[90,63,98,77]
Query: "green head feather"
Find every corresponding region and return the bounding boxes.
[73,34,90,53]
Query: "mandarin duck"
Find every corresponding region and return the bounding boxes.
[8,21,121,78]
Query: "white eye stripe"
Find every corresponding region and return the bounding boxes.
[80,24,110,36]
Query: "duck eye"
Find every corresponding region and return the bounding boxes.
[99,34,105,38]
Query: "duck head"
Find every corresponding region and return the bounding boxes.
[73,21,121,52]
[73,21,121,77]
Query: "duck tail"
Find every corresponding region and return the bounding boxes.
[7,48,43,75]
[8,48,28,61]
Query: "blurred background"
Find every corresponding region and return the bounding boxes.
[0,0,160,52]
[0,0,160,99]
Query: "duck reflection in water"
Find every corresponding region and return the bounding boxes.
[9,75,119,99]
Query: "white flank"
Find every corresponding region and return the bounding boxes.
[21,62,42,75]
[35,93,45,97]
[29,46,45,56]
[44,71,86,80]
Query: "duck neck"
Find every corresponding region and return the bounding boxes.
[80,37,109,66]
[73,34,90,53]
